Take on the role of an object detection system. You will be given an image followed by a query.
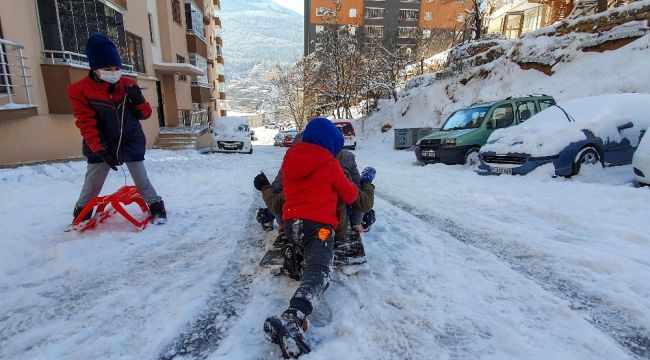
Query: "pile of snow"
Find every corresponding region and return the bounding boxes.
[482,93,650,156]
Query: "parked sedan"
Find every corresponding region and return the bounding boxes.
[478,94,650,177]
[281,131,298,147]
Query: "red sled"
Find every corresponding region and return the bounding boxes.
[72,185,153,231]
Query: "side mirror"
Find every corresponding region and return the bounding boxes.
[486,121,493,129]
[617,122,633,132]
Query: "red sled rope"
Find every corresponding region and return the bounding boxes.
[72,186,153,231]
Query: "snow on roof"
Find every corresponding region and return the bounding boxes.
[482,93,650,157]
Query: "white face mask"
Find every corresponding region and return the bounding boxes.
[97,69,122,84]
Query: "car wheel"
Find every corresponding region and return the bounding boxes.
[571,146,601,176]
[464,148,480,167]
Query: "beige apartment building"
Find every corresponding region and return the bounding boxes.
[0,0,226,166]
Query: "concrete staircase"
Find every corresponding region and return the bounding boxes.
[154,132,198,150]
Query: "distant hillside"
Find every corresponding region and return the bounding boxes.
[220,0,303,79]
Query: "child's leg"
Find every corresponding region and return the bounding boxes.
[126,161,162,204]
[75,162,111,208]
[285,219,334,316]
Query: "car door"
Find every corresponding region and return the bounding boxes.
[604,121,641,165]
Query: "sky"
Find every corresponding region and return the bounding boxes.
[271,0,304,15]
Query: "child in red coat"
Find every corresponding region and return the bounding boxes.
[263,118,358,358]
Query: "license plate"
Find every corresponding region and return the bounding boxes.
[493,167,512,175]
[422,150,436,157]
[223,143,237,149]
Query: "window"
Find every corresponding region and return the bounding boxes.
[364,8,384,19]
[126,32,145,73]
[423,29,432,38]
[490,104,515,128]
[148,13,155,44]
[36,0,128,66]
[399,9,419,21]
[539,99,556,111]
[315,25,324,34]
[177,54,186,81]
[398,26,418,38]
[364,25,384,37]
[424,11,433,21]
[516,101,537,122]
[185,2,205,39]
[349,26,358,35]
[349,8,357,17]
[316,7,329,16]
[172,0,182,25]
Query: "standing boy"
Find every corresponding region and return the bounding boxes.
[263,118,358,358]
[68,34,166,224]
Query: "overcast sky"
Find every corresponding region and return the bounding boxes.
[271,0,304,15]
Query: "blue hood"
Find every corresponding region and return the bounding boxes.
[302,118,344,156]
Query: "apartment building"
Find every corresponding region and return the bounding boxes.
[0,0,226,166]
[304,0,472,55]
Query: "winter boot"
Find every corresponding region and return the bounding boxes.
[273,228,288,248]
[148,200,167,225]
[73,204,93,223]
[264,308,310,359]
[256,208,275,231]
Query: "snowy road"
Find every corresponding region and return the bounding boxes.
[1,137,649,359]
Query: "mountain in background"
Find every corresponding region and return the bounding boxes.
[221,0,303,79]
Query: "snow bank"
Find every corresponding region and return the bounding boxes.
[482,93,650,156]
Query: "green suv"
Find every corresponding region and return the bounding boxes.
[415,95,556,165]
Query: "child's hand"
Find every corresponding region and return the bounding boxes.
[126,85,145,104]
[360,167,376,184]
[254,172,270,191]
[96,150,120,171]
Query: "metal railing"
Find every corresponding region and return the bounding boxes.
[42,49,137,75]
[178,109,209,136]
[0,38,33,107]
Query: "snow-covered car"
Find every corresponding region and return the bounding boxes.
[334,121,357,150]
[212,116,253,154]
[633,128,650,186]
[478,94,650,177]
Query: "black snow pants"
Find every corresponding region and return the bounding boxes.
[284,219,334,316]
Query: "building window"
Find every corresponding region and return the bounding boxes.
[398,26,418,38]
[349,8,357,18]
[364,8,384,19]
[364,25,384,37]
[172,0,182,25]
[36,0,130,67]
[177,54,186,81]
[423,29,432,38]
[316,7,329,16]
[349,26,358,35]
[315,25,324,34]
[399,9,419,21]
[126,32,145,73]
[148,13,156,44]
[189,53,209,87]
[185,2,205,39]
[424,11,433,21]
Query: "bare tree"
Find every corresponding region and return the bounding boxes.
[267,57,318,130]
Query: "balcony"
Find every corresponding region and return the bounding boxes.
[217,55,224,64]
[213,0,221,11]
[191,83,212,103]
[220,109,227,116]
[0,38,37,120]
[214,16,222,28]
[215,37,223,46]
[186,31,208,58]
[218,74,225,83]
[219,92,226,100]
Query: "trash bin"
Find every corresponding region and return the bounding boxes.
[394,128,415,149]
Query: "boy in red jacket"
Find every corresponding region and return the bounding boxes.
[68,34,166,225]
[263,118,358,358]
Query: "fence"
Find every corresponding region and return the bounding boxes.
[0,38,33,107]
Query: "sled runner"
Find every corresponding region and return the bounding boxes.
[71,185,152,231]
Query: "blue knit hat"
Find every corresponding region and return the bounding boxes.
[302,118,344,157]
[85,34,122,70]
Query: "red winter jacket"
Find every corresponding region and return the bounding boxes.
[281,142,358,227]
[68,75,152,163]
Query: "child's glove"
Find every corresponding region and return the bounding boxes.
[125,85,145,105]
[96,150,120,171]
[254,172,270,191]
[360,167,376,185]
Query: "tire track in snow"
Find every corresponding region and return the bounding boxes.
[376,192,650,359]
[159,203,264,360]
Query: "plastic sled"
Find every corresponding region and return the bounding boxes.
[72,185,152,231]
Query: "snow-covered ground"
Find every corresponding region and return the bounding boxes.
[1,128,649,359]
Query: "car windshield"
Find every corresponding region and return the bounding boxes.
[441,106,490,131]
[336,123,354,134]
